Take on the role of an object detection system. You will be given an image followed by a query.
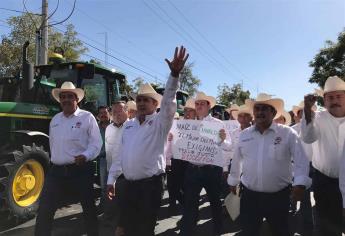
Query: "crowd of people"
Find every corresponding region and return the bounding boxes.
[33,46,345,236]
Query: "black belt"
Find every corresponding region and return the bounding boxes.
[125,173,164,184]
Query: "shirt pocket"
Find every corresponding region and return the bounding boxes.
[269,143,288,161]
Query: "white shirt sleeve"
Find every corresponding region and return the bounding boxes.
[81,114,103,161]
[107,136,124,185]
[157,75,179,134]
[290,130,312,188]
[227,142,242,186]
[301,111,320,144]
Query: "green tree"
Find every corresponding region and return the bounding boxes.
[309,29,345,88]
[131,77,145,92]
[179,62,200,96]
[217,83,250,106]
[0,13,88,77]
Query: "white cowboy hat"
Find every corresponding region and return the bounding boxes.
[232,105,253,120]
[126,100,137,111]
[314,76,345,97]
[292,101,317,116]
[181,98,196,110]
[247,93,284,119]
[195,92,216,109]
[132,83,162,107]
[174,112,180,119]
[276,110,292,126]
[52,81,84,103]
[224,192,240,221]
[225,104,240,114]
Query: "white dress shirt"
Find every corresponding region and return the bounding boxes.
[301,111,345,178]
[292,123,313,162]
[228,122,311,193]
[105,121,127,171]
[49,108,102,165]
[107,75,178,185]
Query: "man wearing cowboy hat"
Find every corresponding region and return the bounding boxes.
[106,46,189,236]
[183,98,197,120]
[302,75,345,236]
[228,93,311,236]
[180,92,231,236]
[274,110,292,126]
[35,82,102,236]
[226,104,240,120]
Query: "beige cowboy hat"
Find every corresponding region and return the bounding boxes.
[52,81,84,103]
[314,76,345,97]
[225,104,240,114]
[247,93,284,119]
[181,98,196,110]
[132,83,162,107]
[276,110,292,126]
[126,100,137,111]
[195,92,216,109]
[292,101,317,116]
[232,105,253,120]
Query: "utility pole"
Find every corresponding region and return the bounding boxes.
[40,0,48,65]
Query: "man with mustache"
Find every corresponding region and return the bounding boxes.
[107,46,189,236]
[302,76,345,236]
[228,93,311,236]
[35,82,102,236]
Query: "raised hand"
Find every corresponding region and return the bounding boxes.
[304,94,317,124]
[165,46,189,78]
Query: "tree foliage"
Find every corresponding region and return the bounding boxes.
[0,13,88,77]
[179,62,200,96]
[217,83,250,107]
[309,29,345,88]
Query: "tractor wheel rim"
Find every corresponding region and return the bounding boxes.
[12,159,44,207]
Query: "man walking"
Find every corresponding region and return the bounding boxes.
[35,82,102,236]
[228,93,311,236]
[107,46,189,236]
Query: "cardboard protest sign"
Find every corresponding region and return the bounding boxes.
[171,120,225,167]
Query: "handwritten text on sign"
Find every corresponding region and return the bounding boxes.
[171,120,225,167]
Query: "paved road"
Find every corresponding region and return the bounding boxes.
[0,190,313,236]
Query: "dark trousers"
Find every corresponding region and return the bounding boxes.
[181,164,223,236]
[35,162,98,236]
[120,174,164,236]
[313,169,342,236]
[240,185,290,236]
[102,175,125,229]
[166,159,187,206]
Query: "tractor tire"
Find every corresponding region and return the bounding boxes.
[0,143,50,220]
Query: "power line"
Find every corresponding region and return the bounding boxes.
[150,0,238,78]
[52,26,165,83]
[49,0,76,27]
[70,4,163,63]
[167,0,254,87]
[0,7,41,15]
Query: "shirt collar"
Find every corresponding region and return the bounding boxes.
[62,107,81,118]
[252,122,278,133]
[134,112,157,125]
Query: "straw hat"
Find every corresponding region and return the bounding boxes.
[195,92,216,108]
[52,81,84,103]
[132,83,162,107]
[247,93,284,119]
[182,98,196,110]
[126,101,137,111]
[279,110,292,126]
[232,105,253,120]
[314,76,345,97]
[225,104,239,114]
[292,101,317,116]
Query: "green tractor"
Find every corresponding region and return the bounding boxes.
[0,42,127,220]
